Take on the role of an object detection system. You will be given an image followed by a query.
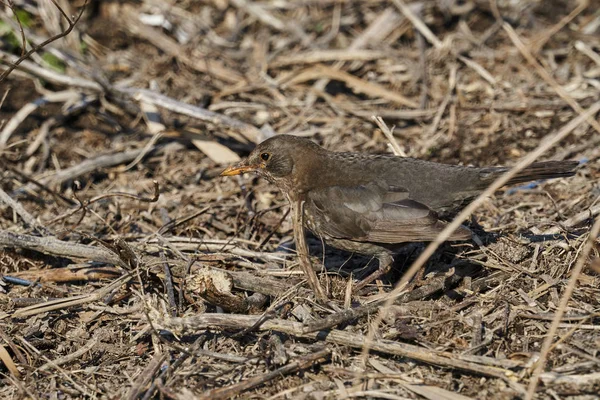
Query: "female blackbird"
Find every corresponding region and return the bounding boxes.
[221,135,578,289]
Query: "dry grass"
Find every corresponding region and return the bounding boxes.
[0,0,599,399]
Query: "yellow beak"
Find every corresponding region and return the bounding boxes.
[220,163,260,176]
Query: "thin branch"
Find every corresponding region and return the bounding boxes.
[371,116,406,157]
[0,0,89,82]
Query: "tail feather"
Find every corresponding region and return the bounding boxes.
[480,160,579,187]
[508,160,579,185]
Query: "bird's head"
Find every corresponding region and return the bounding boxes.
[220,135,325,188]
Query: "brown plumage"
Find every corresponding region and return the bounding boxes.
[222,135,578,289]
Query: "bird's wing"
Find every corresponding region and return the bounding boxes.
[305,182,471,243]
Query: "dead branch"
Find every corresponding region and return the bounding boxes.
[0,0,89,83]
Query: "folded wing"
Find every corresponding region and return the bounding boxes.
[305,181,471,243]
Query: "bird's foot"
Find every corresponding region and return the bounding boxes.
[353,263,392,293]
[402,266,426,292]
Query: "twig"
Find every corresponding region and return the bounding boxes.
[393,0,496,85]
[161,251,177,317]
[0,342,20,378]
[8,265,121,283]
[543,203,600,235]
[26,94,98,157]
[270,49,388,67]
[120,132,163,172]
[119,5,242,84]
[157,206,211,236]
[352,109,436,120]
[0,49,102,90]
[17,336,91,394]
[421,64,455,152]
[528,0,589,54]
[227,270,300,298]
[304,7,404,108]
[0,229,124,266]
[143,238,293,262]
[0,90,79,147]
[126,352,167,400]
[15,147,159,196]
[503,23,600,135]
[38,335,100,371]
[230,0,310,46]
[286,65,418,108]
[0,326,26,367]
[0,187,50,234]
[198,348,331,400]
[0,52,260,145]
[392,0,441,48]
[415,5,428,109]
[3,1,26,58]
[1,275,131,319]
[127,89,261,144]
[525,216,600,399]
[303,268,464,333]
[575,40,600,67]
[162,313,526,394]
[0,0,89,82]
[46,181,160,228]
[371,116,406,157]
[456,55,496,85]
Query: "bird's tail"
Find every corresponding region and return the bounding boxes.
[507,160,579,185]
[480,160,579,186]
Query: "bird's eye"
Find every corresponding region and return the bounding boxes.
[260,153,271,161]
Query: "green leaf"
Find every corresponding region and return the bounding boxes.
[0,21,22,50]
[41,52,66,73]
[14,9,33,28]
[0,20,11,36]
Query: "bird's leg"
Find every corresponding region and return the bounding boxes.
[292,199,328,302]
[353,253,393,292]
[403,265,426,292]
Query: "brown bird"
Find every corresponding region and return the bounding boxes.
[221,135,578,289]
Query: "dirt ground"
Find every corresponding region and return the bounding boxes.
[1,0,599,399]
